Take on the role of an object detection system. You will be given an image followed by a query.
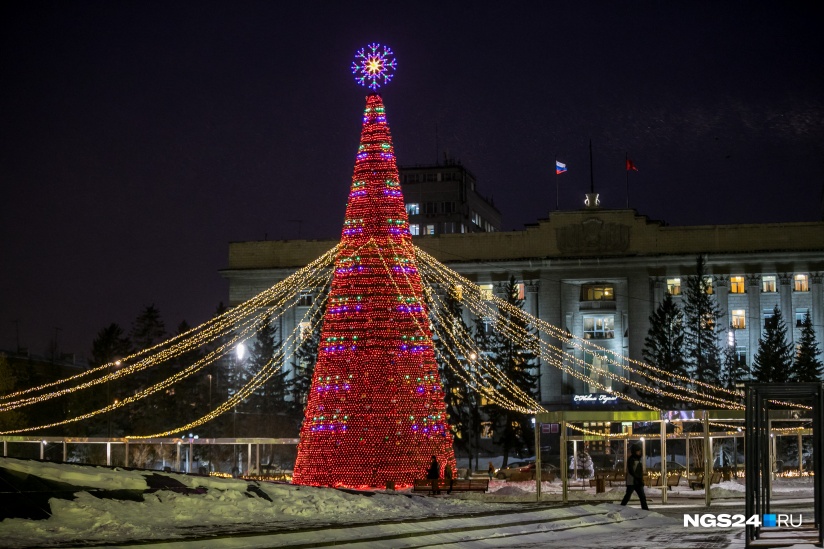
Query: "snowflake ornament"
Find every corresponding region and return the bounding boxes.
[352,43,397,90]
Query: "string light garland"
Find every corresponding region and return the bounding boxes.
[292,92,455,489]
[416,252,749,410]
[129,284,333,439]
[0,246,340,409]
[0,257,336,416]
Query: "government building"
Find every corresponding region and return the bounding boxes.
[221,176,824,404]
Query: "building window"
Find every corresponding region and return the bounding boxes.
[298,291,313,307]
[704,276,714,295]
[796,308,810,327]
[515,283,525,300]
[298,321,311,341]
[441,202,455,213]
[583,315,615,339]
[666,278,681,296]
[762,275,776,293]
[479,284,494,301]
[424,224,436,235]
[581,284,615,301]
[426,173,437,182]
[731,309,746,329]
[730,276,746,294]
[481,316,495,334]
[443,222,455,233]
[424,202,437,214]
[409,224,420,236]
[735,345,748,366]
[405,203,420,215]
[471,211,482,227]
[763,308,777,329]
[794,274,809,292]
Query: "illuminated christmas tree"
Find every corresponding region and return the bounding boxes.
[293,45,455,487]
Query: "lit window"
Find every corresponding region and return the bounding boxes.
[409,224,420,236]
[298,321,311,340]
[471,211,482,227]
[730,276,746,294]
[666,278,681,296]
[450,284,463,301]
[583,315,615,339]
[796,308,810,328]
[582,285,615,301]
[514,283,525,300]
[704,276,714,295]
[405,203,420,215]
[794,274,809,292]
[298,290,313,307]
[482,317,495,334]
[760,275,776,293]
[735,345,747,366]
[763,308,776,329]
[479,284,494,301]
[731,310,746,329]
[424,224,436,235]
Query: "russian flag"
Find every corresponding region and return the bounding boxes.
[555,160,567,175]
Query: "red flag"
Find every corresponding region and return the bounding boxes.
[626,158,638,171]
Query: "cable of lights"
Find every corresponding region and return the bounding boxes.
[0,245,340,404]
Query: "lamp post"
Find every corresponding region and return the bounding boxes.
[107,360,122,439]
[233,343,246,475]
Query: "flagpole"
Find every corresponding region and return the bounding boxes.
[625,152,629,209]
[555,155,559,211]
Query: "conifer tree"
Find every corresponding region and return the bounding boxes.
[245,314,288,436]
[130,305,166,350]
[485,277,539,465]
[721,342,747,389]
[682,256,723,386]
[0,354,26,432]
[752,306,793,383]
[432,284,477,471]
[791,311,823,382]
[641,293,687,407]
[85,323,132,436]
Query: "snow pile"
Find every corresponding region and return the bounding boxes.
[0,457,511,547]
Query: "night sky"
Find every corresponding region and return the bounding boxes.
[2,2,823,359]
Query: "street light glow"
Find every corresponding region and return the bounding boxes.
[236,343,246,361]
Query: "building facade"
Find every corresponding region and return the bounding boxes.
[221,202,824,404]
[399,162,501,235]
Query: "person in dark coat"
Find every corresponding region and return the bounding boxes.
[426,455,441,494]
[444,463,454,494]
[620,443,649,510]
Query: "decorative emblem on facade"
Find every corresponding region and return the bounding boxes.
[556,218,630,253]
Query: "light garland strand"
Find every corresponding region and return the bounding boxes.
[0,256,336,414]
[0,245,340,405]
[129,281,333,439]
[416,251,746,410]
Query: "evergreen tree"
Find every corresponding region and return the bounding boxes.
[641,293,688,407]
[682,256,724,386]
[84,323,132,436]
[485,277,539,465]
[244,314,289,436]
[432,284,477,471]
[0,354,26,432]
[791,311,823,382]
[130,305,166,350]
[290,289,327,423]
[721,342,747,389]
[752,306,793,383]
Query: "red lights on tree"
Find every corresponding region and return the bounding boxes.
[292,94,455,488]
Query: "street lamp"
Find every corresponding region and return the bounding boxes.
[107,360,122,439]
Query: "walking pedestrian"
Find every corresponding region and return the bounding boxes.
[427,455,441,494]
[620,443,649,510]
[487,461,495,479]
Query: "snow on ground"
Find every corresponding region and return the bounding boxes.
[0,457,816,548]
